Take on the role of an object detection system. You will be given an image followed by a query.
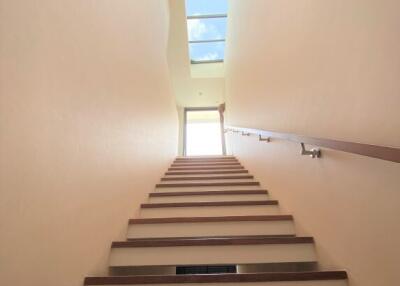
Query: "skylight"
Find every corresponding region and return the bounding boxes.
[185,0,228,64]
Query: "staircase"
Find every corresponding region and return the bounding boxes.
[84,156,348,286]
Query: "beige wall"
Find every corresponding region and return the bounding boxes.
[0,1,177,285]
[225,1,400,286]
[226,0,400,146]
[177,106,185,155]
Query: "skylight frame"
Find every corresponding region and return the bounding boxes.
[187,14,227,19]
[191,59,224,65]
[189,39,225,44]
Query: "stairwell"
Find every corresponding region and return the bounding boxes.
[84,156,348,286]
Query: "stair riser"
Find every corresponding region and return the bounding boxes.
[171,163,241,167]
[161,176,253,181]
[85,281,347,286]
[163,174,250,179]
[169,167,245,171]
[154,186,263,192]
[170,165,242,169]
[174,159,237,161]
[127,221,295,239]
[175,156,236,160]
[139,205,280,218]
[157,182,258,188]
[158,179,257,185]
[172,162,239,166]
[109,244,316,267]
[156,182,259,188]
[148,194,269,203]
[165,170,249,175]
[109,262,318,276]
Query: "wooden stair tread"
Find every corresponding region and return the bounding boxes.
[161,175,253,181]
[111,236,314,248]
[141,200,278,208]
[126,234,296,241]
[129,214,292,224]
[173,160,239,164]
[175,158,237,161]
[85,271,347,285]
[166,170,249,175]
[171,162,241,166]
[169,166,245,170]
[156,182,260,188]
[149,190,268,197]
[175,156,236,160]
[172,162,240,165]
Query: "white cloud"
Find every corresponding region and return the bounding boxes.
[187,19,207,40]
[187,19,221,40]
[197,52,219,61]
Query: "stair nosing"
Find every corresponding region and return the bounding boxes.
[84,271,348,285]
[140,200,278,208]
[168,166,245,170]
[173,161,239,164]
[129,214,292,224]
[126,234,297,241]
[172,163,241,164]
[171,162,241,166]
[148,190,268,197]
[175,158,237,161]
[111,236,314,248]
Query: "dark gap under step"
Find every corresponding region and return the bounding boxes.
[176,265,237,275]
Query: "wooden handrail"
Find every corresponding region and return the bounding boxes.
[226,125,400,163]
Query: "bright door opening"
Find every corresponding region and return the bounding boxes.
[184,108,223,156]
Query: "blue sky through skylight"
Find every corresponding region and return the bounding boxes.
[186,0,228,16]
[190,42,225,61]
[185,0,228,62]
